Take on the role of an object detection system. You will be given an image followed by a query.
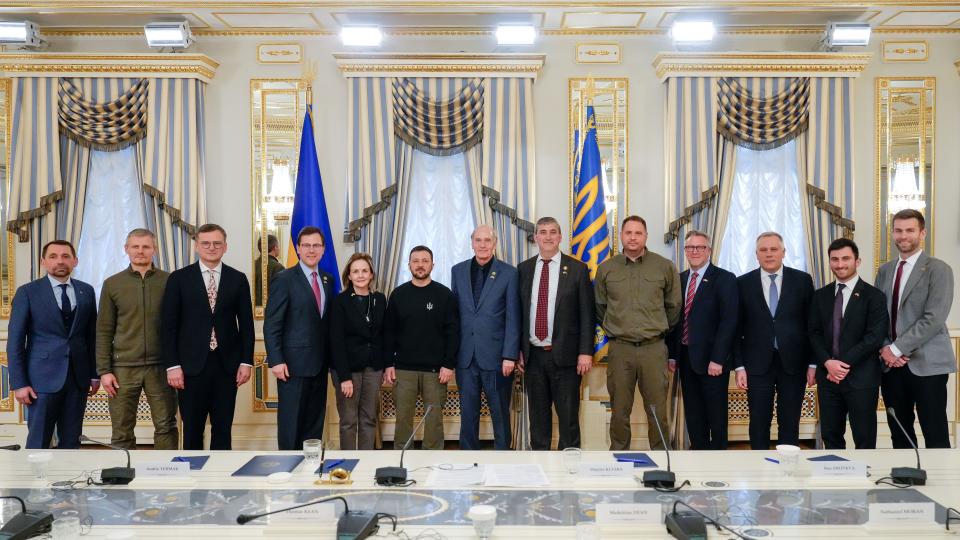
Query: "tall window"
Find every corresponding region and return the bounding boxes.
[718,139,808,276]
[395,149,477,288]
[73,147,148,299]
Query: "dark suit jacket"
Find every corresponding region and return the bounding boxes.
[450,258,521,370]
[518,253,594,367]
[808,278,889,389]
[263,265,334,377]
[329,290,388,381]
[161,262,255,376]
[736,266,814,376]
[7,276,97,393]
[667,264,739,374]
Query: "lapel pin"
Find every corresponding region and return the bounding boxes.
[490,271,497,280]
[562,265,568,274]
[854,292,860,297]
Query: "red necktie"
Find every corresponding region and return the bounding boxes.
[890,260,906,340]
[311,271,324,315]
[681,271,698,345]
[534,259,550,341]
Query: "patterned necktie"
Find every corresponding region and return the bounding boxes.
[207,269,218,350]
[534,259,551,341]
[311,271,324,315]
[832,283,845,359]
[681,272,698,346]
[890,260,906,341]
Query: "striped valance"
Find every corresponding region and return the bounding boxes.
[392,77,484,156]
[57,77,148,151]
[717,77,809,151]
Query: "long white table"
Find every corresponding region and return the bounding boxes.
[2,448,959,538]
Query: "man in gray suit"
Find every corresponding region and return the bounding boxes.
[878,209,956,449]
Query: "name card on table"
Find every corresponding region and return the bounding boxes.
[596,503,661,525]
[811,460,866,477]
[135,461,190,478]
[578,462,634,477]
[268,501,336,524]
[868,502,935,526]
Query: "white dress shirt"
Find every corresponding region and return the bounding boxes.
[835,274,860,316]
[888,250,922,357]
[529,251,561,347]
[761,265,783,311]
[47,274,76,311]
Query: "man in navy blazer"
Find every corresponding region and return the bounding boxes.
[8,240,98,449]
[451,225,521,450]
[666,231,738,450]
[264,226,335,451]
[735,232,815,450]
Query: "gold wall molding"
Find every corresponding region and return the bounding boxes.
[334,52,545,78]
[0,53,219,82]
[653,51,871,81]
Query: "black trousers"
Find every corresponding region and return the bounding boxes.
[817,380,878,449]
[746,351,807,450]
[881,365,950,449]
[178,349,238,450]
[277,371,328,451]
[525,347,582,450]
[678,347,728,450]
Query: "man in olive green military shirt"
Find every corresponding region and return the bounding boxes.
[595,215,681,450]
[96,229,178,449]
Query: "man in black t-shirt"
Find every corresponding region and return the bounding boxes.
[384,245,460,450]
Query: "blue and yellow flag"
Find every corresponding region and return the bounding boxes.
[286,106,341,293]
[571,105,611,357]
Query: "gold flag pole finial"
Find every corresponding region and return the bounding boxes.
[301,60,317,107]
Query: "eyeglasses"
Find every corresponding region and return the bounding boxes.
[198,241,224,249]
[684,245,709,253]
[299,243,325,251]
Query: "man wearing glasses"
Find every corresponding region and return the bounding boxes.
[666,231,738,449]
[162,223,255,450]
[264,226,335,450]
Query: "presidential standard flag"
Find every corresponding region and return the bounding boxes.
[286,106,341,293]
[570,105,611,357]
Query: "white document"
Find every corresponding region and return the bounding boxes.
[424,465,486,487]
[483,464,550,487]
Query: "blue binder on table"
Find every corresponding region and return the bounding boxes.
[232,455,304,476]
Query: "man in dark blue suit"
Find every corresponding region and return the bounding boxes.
[451,224,521,450]
[8,240,98,449]
[667,231,738,450]
[735,231,815,450]
[264,226,335,450]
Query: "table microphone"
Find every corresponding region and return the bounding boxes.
[0,495,53,540]
[0,444,20,451]
[376,404,434,486]
[665,500,748,540]
[885,407,927,485]
[237,495,380,539]
[79,435,135,485]
[642,405,676,489]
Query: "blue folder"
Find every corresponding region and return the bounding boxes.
[232,455,304,476]
[613,452,658,468]
[315,458,360,475]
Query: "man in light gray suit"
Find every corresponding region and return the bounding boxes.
[878,209,956,449]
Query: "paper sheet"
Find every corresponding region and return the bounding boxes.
[482,464,550,487]
[424,465,486,487]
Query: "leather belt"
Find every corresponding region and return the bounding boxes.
[613,336,662,347]
[531,344,553,352]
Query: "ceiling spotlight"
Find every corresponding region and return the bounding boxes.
[0,20,44,48]
[826,22,871,47]
[671,21,715,44]
[341,26,382,47]
[144,21,194,49]
[496,25,536,46]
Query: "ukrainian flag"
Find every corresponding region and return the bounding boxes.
[570,105,611,357]
[286,106,341,293]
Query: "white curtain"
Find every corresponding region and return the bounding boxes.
[718,139,808,276]
[73,147,147,299]
[395,149,477,289]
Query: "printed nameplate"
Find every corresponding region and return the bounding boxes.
[135,461,190,478]
[596,503,661,524]
[868,502,935,525]
[578,462,634,477]
[268,501,336,523]
[811,460,866,477]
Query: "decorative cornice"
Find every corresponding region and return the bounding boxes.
[334,52,545,78]
[0,53,219,82]
[653,51,871,80]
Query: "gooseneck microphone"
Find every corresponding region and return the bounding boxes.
[237,495,383,539]
[376,404,434,486]
[642,405,676,489]
[80,435,135,485]
[885,407,927,486]
[665,500,748,540]
[0,495,53,540]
